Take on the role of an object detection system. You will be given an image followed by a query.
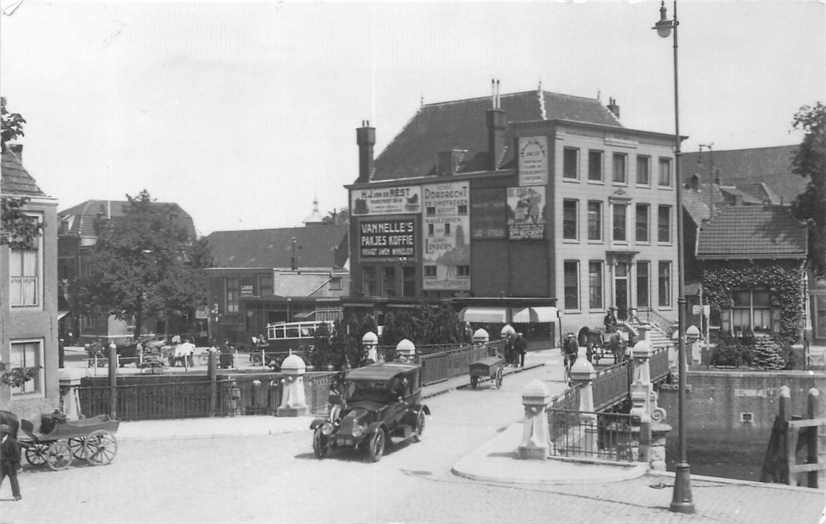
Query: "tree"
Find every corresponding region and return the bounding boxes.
[77,190,211,340]
[0,97,42,248]
[790,102,826,274]
[322,207,350,226]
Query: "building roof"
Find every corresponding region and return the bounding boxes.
[371,89,621,181]
[1,149,46,196]
[58,199,196,239]
[680,145,806,205]
[206,225,348,269]
[696,205,808,260]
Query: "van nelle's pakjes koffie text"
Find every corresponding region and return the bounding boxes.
[360,219,416,258]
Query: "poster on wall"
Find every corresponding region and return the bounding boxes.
[507,186,546,240]
[359,218,417,259]
[350,185,421,216]
[422,182,471,290]
[518,136,548,186]
[470,188,507,239]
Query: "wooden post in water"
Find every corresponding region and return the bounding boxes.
[208,349,218,417]
[108,343,118,419]
[807,388,819,488]
[779,385,794,485]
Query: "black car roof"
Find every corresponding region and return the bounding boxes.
[346,362,419,381]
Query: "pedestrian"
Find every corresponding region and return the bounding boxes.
[0,423,22,501]
[504,333,515,366]
[515,332,527,368]
[603,307,618,333]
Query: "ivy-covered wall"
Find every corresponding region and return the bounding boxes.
[702,260,806,344]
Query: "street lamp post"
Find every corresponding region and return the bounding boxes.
[653,0,695,514]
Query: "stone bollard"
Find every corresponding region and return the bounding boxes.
[396,338,416,363]
[518,379,551,460]
[630,339,653,463]
[570,347,598,455]
[277,352,308,417]
[362,331,379,363]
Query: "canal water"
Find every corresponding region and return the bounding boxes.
[666,436,768,481]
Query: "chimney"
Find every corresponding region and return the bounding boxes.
[437,149,467,176]
[607,97,620,119]
[356,120,375,183]
[486,78,506,171]
[9,143,22,161]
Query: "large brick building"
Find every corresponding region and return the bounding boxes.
[347,86,680,333]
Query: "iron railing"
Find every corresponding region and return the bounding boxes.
[592,362,633,410]
[546,409,636,462]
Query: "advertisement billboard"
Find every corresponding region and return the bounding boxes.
[507,186,546,240]
[518,136,549,186]
[422,182,470,290]
[350,185,421,216]
[470,188,507,239]
[359,218,417,259]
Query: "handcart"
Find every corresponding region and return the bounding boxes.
[469,355,505,389]
[18,414,120,471]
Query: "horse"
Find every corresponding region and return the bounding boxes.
[0,409,20,439]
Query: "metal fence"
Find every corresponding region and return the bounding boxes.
[418,343,497,386]
[593,361,633,410]
[547,409,636,462]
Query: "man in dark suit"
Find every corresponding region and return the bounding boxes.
[0,423,22,501]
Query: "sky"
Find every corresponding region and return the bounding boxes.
[1,0,824,235]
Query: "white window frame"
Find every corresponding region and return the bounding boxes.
[563,147,580,180]
[8,339,45,398]
[9,213,44,309]
[563,260,580,311]
[587,200,603,242]
[612,152,628,184]
[562,199,579,241]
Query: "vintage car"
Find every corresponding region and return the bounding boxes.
[310,362,430,462]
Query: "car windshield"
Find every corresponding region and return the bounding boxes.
[347,380,395,403]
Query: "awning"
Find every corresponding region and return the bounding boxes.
[459,307,508,323]
[57,310,69,320]
[510,307,558,323]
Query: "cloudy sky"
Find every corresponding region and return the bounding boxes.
[2,1,824,235]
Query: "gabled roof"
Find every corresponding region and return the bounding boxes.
[371,90,621,182]
[696,205,807,260]
[1,150,46,196]
[680,145,806,205]
[58,199,196,239]
[206,225,348,269]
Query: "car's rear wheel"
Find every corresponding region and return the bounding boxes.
[312,428,328,459]
[412,409,426,442]
[367,428,386,462]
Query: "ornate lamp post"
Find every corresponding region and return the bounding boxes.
[652,0,694,513]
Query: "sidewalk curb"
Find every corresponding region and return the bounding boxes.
[646,468,826,493]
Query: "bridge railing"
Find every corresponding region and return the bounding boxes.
[593,361,633,411]
[546,409,636,462]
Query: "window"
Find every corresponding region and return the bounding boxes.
[563,199,578,240]
[226,278,240,313]
[424,265,437,277]
[563,147,579,179]
[444,223,451,235]
[588,150,603,181]
[383,266,397,297]
[239,277,257,297]
[426,206,436,216]
[457,265,470,277]
[259,275,273,296]
[636,156,650,185]
[362,267,378,296]
[589,261,603,309]
[10,248,39,306]
[613,204,627,242]
[658,261,671,307]
[458,204,468,215]
[658,205,671,242]
[587,201,602,241]
[10,341,43,395]
[658,158,672,186]
[564,260,579,310]
[637,261,650,308]
[612,153,627,183]
[723,289,775,334]
[402,267,416,297]
[427,223,434,236]
[635,204,650,242]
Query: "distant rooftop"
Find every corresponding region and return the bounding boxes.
[59,199,196,239]
[696,205,807,260]
[1,148,47,197]
[206,225,348,269]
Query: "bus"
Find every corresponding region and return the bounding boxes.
[251,320,335,368]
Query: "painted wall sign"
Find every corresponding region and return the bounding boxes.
[507,186,546,240]
[518,136,549,186]
[422,182,470,290]
[350,185,421,216]
[470,188,507,239]
[359,218,417,259]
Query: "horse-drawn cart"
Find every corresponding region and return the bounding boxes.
[19,414,120,470]
[469,356,505,389]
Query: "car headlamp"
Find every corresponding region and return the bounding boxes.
[321,422,334,436]
[351,424,365,438]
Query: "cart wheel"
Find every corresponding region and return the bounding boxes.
[67,436,90,461]
[495,368,503,389]
[367,428,386,462]
[45,441,72,470]
[412,409,426,442]
[85,430,118,466]
[470,376,478,389]
[312,428,328,459]
[24,444,48,466]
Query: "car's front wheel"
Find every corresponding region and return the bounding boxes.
[312,428,328,459]
[367,428,386,462]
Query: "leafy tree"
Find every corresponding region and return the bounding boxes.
[790,102,826,274]
[0,98,42,248]
[322,207,349,226]
[76,190,210,340]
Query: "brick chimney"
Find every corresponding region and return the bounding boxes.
[486,79,506,171]
[9,143,23,161]
[356,120,375,183]
[607,97,620,119]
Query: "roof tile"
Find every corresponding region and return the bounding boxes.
[696,205,807,259]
